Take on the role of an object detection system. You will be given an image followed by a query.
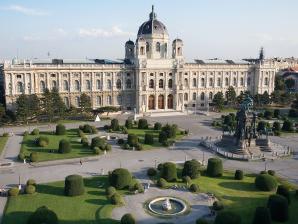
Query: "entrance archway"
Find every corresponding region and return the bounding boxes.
[158,95,165,109]
[148,95,155,110]
[167,94,173,109]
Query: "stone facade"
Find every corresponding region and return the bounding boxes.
[1,7,276,113]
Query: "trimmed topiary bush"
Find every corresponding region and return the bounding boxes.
[82,124,93,133]
[64,174,85,196]
[111,119,120,131]
[157,178,167,188]
[182,176,191,184]
[144,133,154,145]
[277,185,291,204]
[138,119,148,129]
[93,147,100,155]
[55,124,66,135]
[127,134,138,147]
[206,158,223,177]
[213,201,224,211]
[25,185,36,194]
[125,119,133,129]
[182,159,201,179]
[158,131,168,143]
[121,213,136,224]
[106,186,116,198]
[109,168,132,190]
[8,187,19,196]
[255,174,277,191]
[23,131,29,136]
[268,170,275,176]
[154,122,162,130]
[91,137,106,150]
[81,137,89,147]
[58,139,71,154]
[111,193,124,205]
[267,194,289,222]
[104,144,112,151]
[31,128,39,135]
[91,126,98,134]
[234,170,244,180]
[123,143,130,150]
[30,152,38,162]
[26,179,36,187]
[189,183,199,192]
[214,211,241,224]
[147,168,157,177]
[161,124,177,138]
[161,162,177,182]
[260,170,267,175]
[282,120,294,132]
[27,206,58,224]
[117,138,125,145]
[37,136,49,147]
[252,206,271,224]
[157,163,163,171]
[135,143,143,151]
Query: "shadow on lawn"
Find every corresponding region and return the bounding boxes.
[218,181,257,192]
[37,184,64,196]
[2,211,31,224]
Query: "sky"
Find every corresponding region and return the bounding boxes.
[0,0,298,61]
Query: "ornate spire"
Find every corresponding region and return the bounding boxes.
[149,5,156,20]
[259,47,264,61]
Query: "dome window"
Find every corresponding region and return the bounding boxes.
[156,42,161,52]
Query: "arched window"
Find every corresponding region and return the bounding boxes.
[126,79,132,88]
[240,77,244,86]
[193,92,197,100]
[264,77,269,86]
[86,80,91,90]
[140,47,144,55]
[165,43,167,55]
[158,95,164,109]
[184,78,188,87]
[107,79,112,90]
[159,79,164,88]
[64,97,69,108]
[40,81,46,93]
[193,78,197,87]
[75,96,80,107]
[96,80,101,89]
[201,78,205,87]
[217,78,221,86]
[209,92,213,100]
[209,78,213,87]
[168,79,173,88]
[178,47,182,56]
[247,77,251,85]
[52,80,57,90]
[116,79,121,89]
[107,95,112,105]
[148,95,155,110]
[146,42,150,52]
[149,79,154,88]
[96,96,101,106]
[200,92,205,101]
[233,77,237,86]
[17,82,24,93]
[225,77,229,86]
[184,93,188,101]
[117,95,122,104]
[63,80,69,91]
[167,94,173,109]
[74,80,80,91]
[156,42,161,52]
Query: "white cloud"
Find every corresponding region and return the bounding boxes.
[79,26,134,38]
[1,4,49,16]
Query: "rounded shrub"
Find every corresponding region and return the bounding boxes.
[135,143,143,151]
[37,136,49,147]
[93,147,100,155]
[268,170,275,176]
[127,134,138,147]
[106,186,116,198]
[182,159,201,179]
[214,211,241,224]
[55,124,66,135]
[158,131,168,143]
[157,163,164,171]
[272,122,281,132]
[91,126,98,134]
[123,143,130,150]
[161,162,177,182]
[111,193,124,205]
[213,201,224,211]
[252,206,271,224]
[206,158,223,177]
[8,187,19,196]
[64,174,85,196]
[277,185,291,204]
[267,194,289,222]
[255,174,277,191]
[157,178,167,188]
[58,139,71,154]
[31,128,39,135]
[82,124,93,133]
[260,170,267,175]
[109,168,132,190]
[30,152,38,162]
[147,168,157,177]
[81,137,89,147]
[27,206,58,224]
[182,176,191,184]
[23,131,29,136]
[125,119,133,129]
[117,138,125,145]
[234,170,244,180]
[138,119,148,129]
[91,137,106,150]
[78,130,85,138]
[121,213,136,224]
[144,133,154,145]
[154,122,162,130]
[189,183,199,192]
[26,179,36,187]
[110,119,120,131]
[282,120,294,132]
[25,185,36,194]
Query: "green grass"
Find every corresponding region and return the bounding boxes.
[0,136,8,156]
[21,129,96,162]
[127,127,185,150]
[2,176,119,224]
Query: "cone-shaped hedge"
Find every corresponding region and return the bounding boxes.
[58,139,71,154]
[252,206,271,224]
[55,124,66,135]
[276,185,291,204]
[64,175,85,196]
[27,206,58,224]
[206,158,223,177]
[109,168,132,190]
[267,194,289,222]
[234,170,244,180]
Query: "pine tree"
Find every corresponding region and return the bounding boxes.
[16,94,30,121]
[225,86,236,106]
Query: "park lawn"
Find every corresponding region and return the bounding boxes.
[0,136,8,156]
[127,127,185,150]
[2,176,119,224]
[21,129,95,162]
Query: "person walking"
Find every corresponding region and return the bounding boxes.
[79,159,82,167]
